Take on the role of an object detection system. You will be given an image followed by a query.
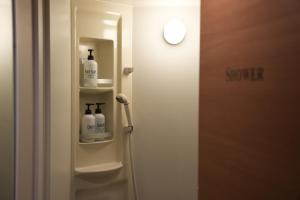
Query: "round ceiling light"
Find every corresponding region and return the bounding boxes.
[163,19,186,45]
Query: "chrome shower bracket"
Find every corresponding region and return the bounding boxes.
[124,125,133,134]
[123,67,134,75]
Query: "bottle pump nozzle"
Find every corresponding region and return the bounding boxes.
[95,103,105,114]
[88,49,94,60]
[85,103,94,114]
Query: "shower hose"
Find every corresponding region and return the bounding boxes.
[128,133,139,200]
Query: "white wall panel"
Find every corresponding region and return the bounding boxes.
[133,5,199,200]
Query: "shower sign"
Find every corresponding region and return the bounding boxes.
[226,67,264,82]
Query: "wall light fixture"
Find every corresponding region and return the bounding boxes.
[163,19,186,45]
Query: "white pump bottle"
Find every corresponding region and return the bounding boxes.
[95,103,106,140]
[83,49,98,87]
[81,103,95,143]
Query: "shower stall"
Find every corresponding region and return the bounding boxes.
[0,0,199,199]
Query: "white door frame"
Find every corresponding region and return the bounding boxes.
[14,0,35,199]
[14,0,72,199]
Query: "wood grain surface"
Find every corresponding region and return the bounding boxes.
[199,0,300,199]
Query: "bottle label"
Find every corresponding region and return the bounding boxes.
[95,119,105,133]
[81,123,95,141]
[84,62,97,80]
[87,124,95,131]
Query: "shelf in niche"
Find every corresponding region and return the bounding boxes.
[79,139,113,145]
[75,161,123,175]
[80,86,114,94]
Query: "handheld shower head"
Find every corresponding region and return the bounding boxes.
[116,93,129,105]
[116,93,133,133]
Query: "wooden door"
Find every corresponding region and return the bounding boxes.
[199,0,300,199]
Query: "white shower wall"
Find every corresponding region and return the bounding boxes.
[46,0,199,199]
[132,2,200,200]
[0,1,14,199]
